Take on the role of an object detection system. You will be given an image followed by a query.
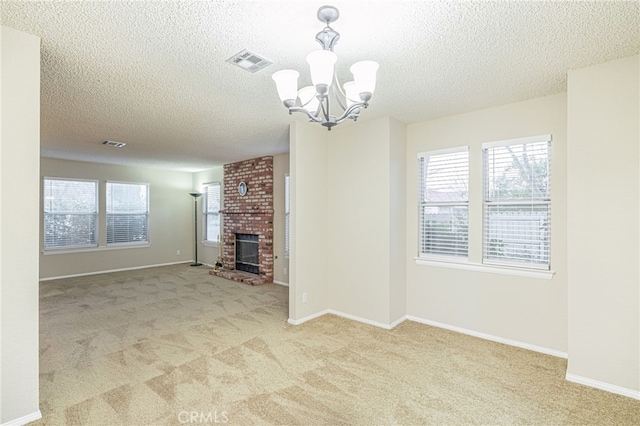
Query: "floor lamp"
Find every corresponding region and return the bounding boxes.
[189,192,202,266]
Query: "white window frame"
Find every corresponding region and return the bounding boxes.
[43,177,99,251]
[106,181,149,247]
[417,147,470,261]
[203,182,222,245]
[482,134,551,270]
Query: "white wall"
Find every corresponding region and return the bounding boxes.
[40,158,194,279]
[327,117,406,325]
[389,118,407,322]
[272,153,290,285]
[406,93,568,354]
[289,117,406,326]
[289,122,329,321]
[327,118,392,323]
[1,25,41,424]
[566,55,640,396]
[193,166,224,266]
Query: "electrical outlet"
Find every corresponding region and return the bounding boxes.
[176,250,181,256]
[302,292,308,303]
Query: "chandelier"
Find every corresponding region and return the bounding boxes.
[271,5,379,130]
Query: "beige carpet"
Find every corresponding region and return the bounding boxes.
[35,264,638,425]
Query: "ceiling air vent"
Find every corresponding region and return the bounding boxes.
[227,49,273,73]
[102,140,126,148]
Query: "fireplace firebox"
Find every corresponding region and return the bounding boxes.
[235,233,259,275]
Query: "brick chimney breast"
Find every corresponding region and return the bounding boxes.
[218,156,274,284]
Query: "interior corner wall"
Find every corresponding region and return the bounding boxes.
[289,122,329,321]
[406,93,568,354]
[388,118,407,323]
[193,166,224,266]
[272,153,290,285]
[40,158,194,279]
[566,55,640,396]
[327,117,406,325]
[1,25,41,424]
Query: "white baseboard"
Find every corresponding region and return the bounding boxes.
[566,373,640,400]
[288,309,406,330]
[406,315,568,359]
[39,261,193,281]
[327,309,406,330]
[389,315,408,329]
[288,309,330,325]
[2,410,42,426]
[273,280,289,287]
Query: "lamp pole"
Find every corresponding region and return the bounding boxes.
[189,192,202,266]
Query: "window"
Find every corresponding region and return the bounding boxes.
[285,174,290,257]
[483,135,551,269]
[203,183,221,243]
[418,148,469,259]
[44,178,98,250]
[106,182,149,245]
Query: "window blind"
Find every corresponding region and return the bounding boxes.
[204,183,221,242]
[44,178,98,249]
[418,148,469,258]
[106,182,149,245]
[483,136,551,268]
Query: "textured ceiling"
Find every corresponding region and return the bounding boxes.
[2,1,639,172]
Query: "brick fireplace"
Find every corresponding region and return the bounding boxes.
[210,156,273,285]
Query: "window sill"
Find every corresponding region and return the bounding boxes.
[43,243,151,255]
[202,241,220,248]
[414,257,555,280]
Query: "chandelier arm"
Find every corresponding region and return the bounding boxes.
[334,72,348,100]
[332,75,348,112]
[288,107,324,123]
[334,101,368,124]
[299,97,315,110]
[319,96,330,122]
